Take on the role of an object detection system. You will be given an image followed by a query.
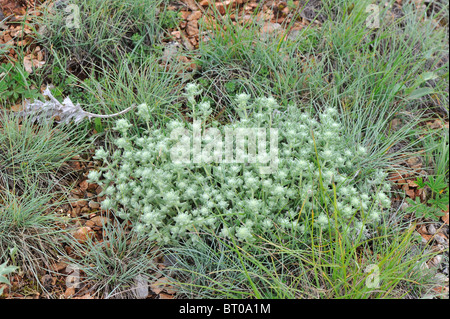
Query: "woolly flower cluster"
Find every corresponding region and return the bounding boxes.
[90,84,392,245]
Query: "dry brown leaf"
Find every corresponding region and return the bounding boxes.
[407,180,418,188]
[186,20,199,36]
[72,227,95,243]
[405,189,415,199]
[184,0,199,11]
[418,225,428,235]
[420,233,433,243]
[427,119,443,130]
[64,287,76,298]
[159,293,174,299]
[180,10,191,20]
[74,293,93,299]
[10,103,24,112]
[406,157,422,169]
[51,261,68,273]
[150,277,170,295]
[442,212,449,225]
[79,180,88,192]
[389,172,406,184]
[23,55,45,73]
[432,286,449,294]
[90,216,109,227]
[187,11,202,21]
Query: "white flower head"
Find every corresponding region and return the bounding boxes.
[114,118,132,134]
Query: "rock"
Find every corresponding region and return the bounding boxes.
[434,233,448,245]
[162,42,180,64]
[434,273,447,284]
[186,20,199,36]
[261,22,282,34]
[442,266,449,276]
[288,29,301,41]
[132,275,149,299]
[429,255,442,268]
[428,224,437,235]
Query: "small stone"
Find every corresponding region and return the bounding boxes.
[132,275,149,299]
[419,261,429,270]
[261,22,282,34]
[186,21,199,36]
[288,29,301,41]
[434,273,446,284]
[429,255,442,268]
[428,224,437,235]
[442,266,449,276]
[435,234,447,245]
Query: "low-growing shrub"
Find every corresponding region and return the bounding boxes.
[90,84,393,246]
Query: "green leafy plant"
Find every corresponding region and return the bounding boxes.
[406,175,448,221]
[0,63,40,106]
[46,66,87,103]
[0,262,18,296]
[159,9,182,30]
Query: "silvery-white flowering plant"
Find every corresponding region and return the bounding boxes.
[89,83,392,246]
